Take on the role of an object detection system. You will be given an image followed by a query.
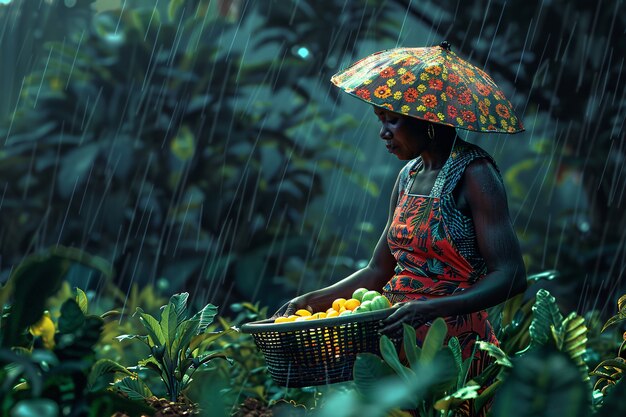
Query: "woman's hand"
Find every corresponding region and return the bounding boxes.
[379,301,437,339]
[271,296,310,319]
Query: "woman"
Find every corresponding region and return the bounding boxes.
[274,43,527,415]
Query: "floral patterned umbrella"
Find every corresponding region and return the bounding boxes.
[331,42,524,134]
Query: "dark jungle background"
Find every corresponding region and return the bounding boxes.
[0,1,625,416]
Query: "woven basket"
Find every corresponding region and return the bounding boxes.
[240,308,399,387]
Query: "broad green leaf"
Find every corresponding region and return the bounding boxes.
[138,356,163,375]
[87,359,132,388]
[402,324,420,371]
[169,292,190,321]
[171,320,199,360]
[114,376,153,401]
[160,303,178,348]
[527,289,563,349]
[75,288,88,314]
[448,336,463,387]
[135,308,165,346]
[434,384,480,412]
[115,334,149,344]
[420,317,448,365]
[197,351,232,366]
[380,335,415,384]
[58,299,85,334]
[476,341,513,367]
[551,312,589,381]
[492,348,589,417]
[191,303,218,333]
[353,352,395,398]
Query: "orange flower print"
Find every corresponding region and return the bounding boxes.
[429,78,444,90]
[380,67,396,78]
[475,82,491,96]
[356,88,371,100]
[458,91,472,105]
[495,103,510,118]
[374,85,392,99]
[424,112,439,122]
[461,110,477,123]
[478,101,489,115]
[381,103,394,110]
[402,56,419,66]
[447,105,458,118]
[425,65,442,75]
[421,94,438,108]
[448,73,461,84]
[403,88,419,102]
[507,126,517,133]
[446,86,457,98]
[494,90,505,100]
[487,125,497,131]
[400,71,416,84]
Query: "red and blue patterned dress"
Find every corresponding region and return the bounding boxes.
[383,138,500,382]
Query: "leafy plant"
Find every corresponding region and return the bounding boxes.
[115,292,233,402]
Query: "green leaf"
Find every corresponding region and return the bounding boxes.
[434,384,480,412]
[191,303,218,333]
[597,377,626,415]
[527,289,563,349]
[476,341,513,368]
[138,356,163,375]
[114,376,153,401]
[75,288,88,315]
[87,359,132,388]
[160,303,178,348]
[135,308,165,347]
[448,336,464,387]
[353,353,395,398]
[420,317,448,365]
[402,323,420,371]
[169,292,189,321]
[552,312,589,381]
[492,348,589,417]
[58,299,85,334]
[171,320,199,360]
[379,335,415,384]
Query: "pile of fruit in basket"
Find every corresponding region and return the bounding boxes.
[273,288,392,323]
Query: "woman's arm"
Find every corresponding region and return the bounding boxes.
[380,158,526,333]
[272,169,401,316]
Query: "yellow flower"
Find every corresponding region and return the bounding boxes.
[484,97,491,106]
[420,72,430,81]
[500,119,509,129]
[397,68,407,75]
[440,93,447,102]
[489,115,496,124]
[363,79,373,85]
[480,115,487,124]
[416,105,427,112]
[437,113,445,121]
[401,105,410,113]
[472,93,479,102]
[441,73,448,80]
[456,117,464,126]
[393,91,403,100]
[387,78,397,87]
[29,312,56,349]
[417,84,427,93]
[510,117,517,125]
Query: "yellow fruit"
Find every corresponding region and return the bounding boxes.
[295,309,312,317]
[29,311,56,349]
[274,316,291,323]
[344,298,361,311]
[295,316,309,321]
[326,310,339,318]
[332,298,347,312]
[287,315,299,319]
[326,307,336,314]
[339,306,347,313]
[309,312,327,320]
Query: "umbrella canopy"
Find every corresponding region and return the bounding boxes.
[331,42,523,134]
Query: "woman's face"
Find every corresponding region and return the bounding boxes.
[373,107,428,160]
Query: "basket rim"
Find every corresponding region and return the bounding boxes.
[240,307,396,334]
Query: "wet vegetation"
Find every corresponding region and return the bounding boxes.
[1,0,625,416]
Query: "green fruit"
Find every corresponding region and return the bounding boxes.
[370,295,390,311]
[362,290,381,303]
[353,306,365,314]
[359,300,373,312]
[352,288,369,302]
[339,310,353,316]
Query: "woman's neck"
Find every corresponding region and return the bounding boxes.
[420,135,457,170]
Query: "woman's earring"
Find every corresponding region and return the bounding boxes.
[427,123,435,141]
